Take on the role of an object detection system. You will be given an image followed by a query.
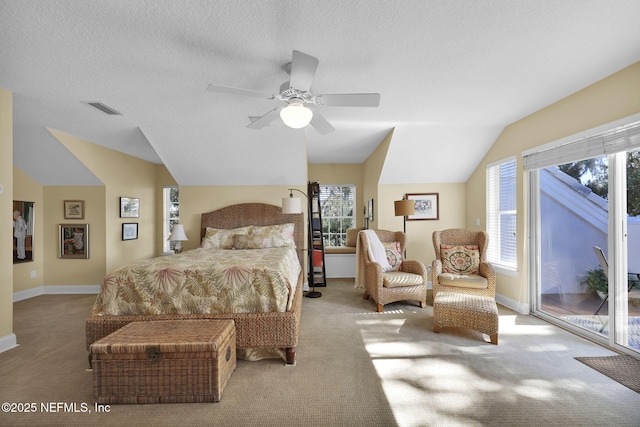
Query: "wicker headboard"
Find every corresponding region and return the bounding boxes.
[201,203,305,267]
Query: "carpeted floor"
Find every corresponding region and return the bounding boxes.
[575,355,640,394]
[1,279,640,426]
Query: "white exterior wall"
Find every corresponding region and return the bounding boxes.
[540,167,640,294]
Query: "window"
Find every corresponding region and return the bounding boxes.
[319,185,355,247]
[163,187,180,252]
[486,157,517,270]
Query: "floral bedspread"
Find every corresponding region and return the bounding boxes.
[91,247,301,316]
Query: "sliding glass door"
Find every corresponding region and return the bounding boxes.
[620,149,640,350]
[528,120,640,355]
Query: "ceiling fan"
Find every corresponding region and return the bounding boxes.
[207,50,380,135]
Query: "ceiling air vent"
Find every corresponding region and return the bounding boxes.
[86,102,121,115]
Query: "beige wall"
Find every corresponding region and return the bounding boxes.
[466,61,640,307]
[1,88,13,341]
[50,129,162,273]
[179,185,306,251]
[308,163,364,228]
[12,168,43,292]
[309,130,468,268]
[378,183,467,268]
[43,186,107,286]
[363,129,393,229]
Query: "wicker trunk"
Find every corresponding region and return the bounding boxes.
[91,320,236,404]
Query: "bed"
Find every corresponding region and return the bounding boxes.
[86,203,304,364]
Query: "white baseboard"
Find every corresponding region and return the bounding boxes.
[496,293,529,314]
[0,333,18,354]
[13,287,42,302]
[13,285,100,302]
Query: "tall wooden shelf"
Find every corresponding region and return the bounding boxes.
[307,181,327,294]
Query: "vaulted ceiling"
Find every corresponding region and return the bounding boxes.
[2,1,640,186]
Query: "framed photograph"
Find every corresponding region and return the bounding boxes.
[120,197,140,218]
[406,193,439,221]
[59,224,89,259]
[64,200,84,219]
[13,200,35,263]
[122,222,138,240]
[367,199,374,221]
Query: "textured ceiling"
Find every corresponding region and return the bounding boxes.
[2,1,640,186]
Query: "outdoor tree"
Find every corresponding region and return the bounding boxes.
[558,151,640,216]
[320,186,354,246]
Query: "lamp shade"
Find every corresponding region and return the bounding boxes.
[168,224,188,241]
[280,99,313,129]
[282,197,302,214]
[394,199,415,217]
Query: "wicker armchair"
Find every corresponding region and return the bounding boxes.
[359,230,427,312]
[431,229,496,300]
[431,229,499,344]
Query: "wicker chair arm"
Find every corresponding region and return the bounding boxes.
[364,260,384,276]
[401,260,427,277]
[363,261,384,299]
[479,261,495,277]
[479,261,497,295]
[431,259,443,295]
[432,259,443,274]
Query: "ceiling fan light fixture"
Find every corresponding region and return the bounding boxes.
[280,98,312,129]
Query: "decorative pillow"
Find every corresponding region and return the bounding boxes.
[232,234,262,250]
[440,244,480,274]
[201,226,252,249]
[383,242,403,272]
[243,223,296,248]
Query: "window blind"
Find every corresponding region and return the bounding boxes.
[524,121,640,171]
[486,158,517,269]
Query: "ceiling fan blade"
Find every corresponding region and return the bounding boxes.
[309,110,335,135]
[289,50,319,92]
[207,84,272,99]
[316,93,381,107]
[247,108,281,129]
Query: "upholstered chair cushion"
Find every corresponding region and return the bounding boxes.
[383,271,426,288]
[439,273,488,289]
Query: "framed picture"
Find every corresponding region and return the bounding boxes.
[120,197,140,218]
[64,200,84,219]
[367,199,374,221]
[122,222,138,240]
[406,193,439,221]
[13,200,35,263]
[59,224,89,259]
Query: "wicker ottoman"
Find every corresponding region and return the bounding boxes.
[433,292,499,344]
[91,319,236,404]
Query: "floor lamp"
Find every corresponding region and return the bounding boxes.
[282,189,322,298]
[394,198,415,256]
